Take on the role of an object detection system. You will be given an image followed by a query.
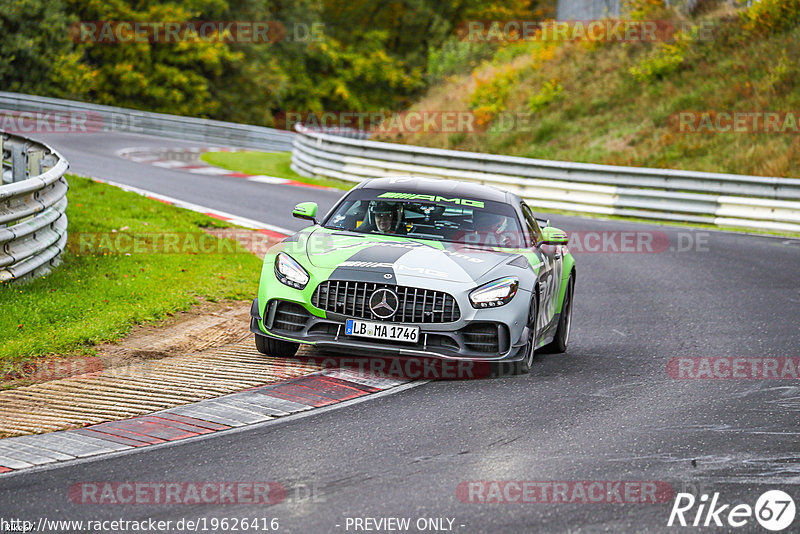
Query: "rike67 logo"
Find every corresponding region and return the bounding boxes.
[668,490,796,531]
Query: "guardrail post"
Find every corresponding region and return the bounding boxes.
[11,143,27,183]
[27,149,43,176]
[41,154,58,173]
[0,135,7,186]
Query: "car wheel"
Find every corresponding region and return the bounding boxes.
[542,273,574,354]
[255,334,299,358]
[514,294,538,375]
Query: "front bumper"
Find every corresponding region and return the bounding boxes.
[250,298,529,363]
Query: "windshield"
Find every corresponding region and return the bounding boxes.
[322,189,525,247]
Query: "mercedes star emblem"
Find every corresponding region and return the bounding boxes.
[369,288,399,319]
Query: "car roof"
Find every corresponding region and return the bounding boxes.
[357,177,514,204]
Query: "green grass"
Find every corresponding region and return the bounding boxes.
[0,174,263,366]
[200,151,353,190]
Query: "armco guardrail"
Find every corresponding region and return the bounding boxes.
[291,125,800,232]
[0,132,69,283]
[0,92,294,152]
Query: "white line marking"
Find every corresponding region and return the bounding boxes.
[150,160,189,168]
[247,175,290,184]
[612,329,627,337]
[187,167,232,175]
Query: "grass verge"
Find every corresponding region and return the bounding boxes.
[200,150,353,190]
[0,174,264,369]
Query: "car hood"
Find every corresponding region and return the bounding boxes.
[301,229,515,285]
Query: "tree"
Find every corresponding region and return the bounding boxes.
[0,0,94,99]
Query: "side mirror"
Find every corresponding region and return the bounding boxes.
[539,226,568,246]
[293,202,318,223]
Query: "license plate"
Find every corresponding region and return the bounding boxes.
[345,319,419,343]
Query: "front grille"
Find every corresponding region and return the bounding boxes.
[272,301,310,332]
[312,281,460,323]
[462,323,500,353]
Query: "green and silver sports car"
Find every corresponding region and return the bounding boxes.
[250,177,575,374]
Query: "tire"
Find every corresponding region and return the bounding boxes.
[541,273,574,354]
[255,334,299,358]
[514,293,539,375]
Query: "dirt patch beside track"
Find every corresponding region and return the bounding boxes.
[96,299,253,368]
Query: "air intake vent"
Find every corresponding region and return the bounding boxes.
[462,323,500,353]
[272,301,310,332]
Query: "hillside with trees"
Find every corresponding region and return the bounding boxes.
[378,0,800,178]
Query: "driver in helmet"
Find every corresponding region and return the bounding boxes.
[364,201,406,235]
[472,210,517,247]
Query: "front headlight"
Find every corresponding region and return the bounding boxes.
[275,253,309,289]
[469,277,519,308]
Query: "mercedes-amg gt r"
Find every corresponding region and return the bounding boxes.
[250,177,575,374]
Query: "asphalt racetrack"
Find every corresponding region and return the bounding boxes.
[1,131,799,533]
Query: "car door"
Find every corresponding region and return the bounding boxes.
[521,203,562,337]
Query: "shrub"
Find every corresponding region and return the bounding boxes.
[623,0,668,20]
[427,37,497,81]
[469,66,519,126]
[629,28,695,82]
[739,0,800,35]
[763,53,798,95]
[528,79,564,112]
